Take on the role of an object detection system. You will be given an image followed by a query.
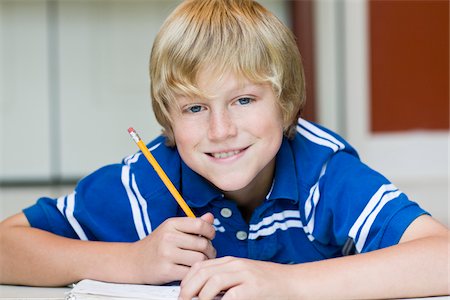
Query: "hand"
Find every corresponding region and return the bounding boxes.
[179,256,295,300]
[130,213,216,284]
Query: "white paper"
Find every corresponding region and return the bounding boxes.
[65,279,180,300]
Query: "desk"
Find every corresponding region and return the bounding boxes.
[0,285,70,299]
[0,284,449,299]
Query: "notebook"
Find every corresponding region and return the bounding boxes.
[65,279,223,300]
[65,279,181,300]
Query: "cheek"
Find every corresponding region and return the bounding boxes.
[172,120,202,153]
[257,105,284,133]
[172,131,193,165]
[173,128,190,150]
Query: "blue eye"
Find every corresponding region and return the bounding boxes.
[237,97,252,105]
[187,105,203,113]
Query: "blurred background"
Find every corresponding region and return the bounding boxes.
[0,0,448,225]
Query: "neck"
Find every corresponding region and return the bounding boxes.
[223,158,275,222]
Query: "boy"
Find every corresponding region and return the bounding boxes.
[1,0,448,299]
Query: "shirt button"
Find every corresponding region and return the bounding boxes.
[220,208,232,218]
[236,231,248,241]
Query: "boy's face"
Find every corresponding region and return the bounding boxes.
[170,69,284,197]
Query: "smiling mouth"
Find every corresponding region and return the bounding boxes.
[208,148,247,159]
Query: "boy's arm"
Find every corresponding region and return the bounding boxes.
[287,214,450,299]
[0,212,216,287]
[179,214,449,299]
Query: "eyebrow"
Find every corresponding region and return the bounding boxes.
[175,80,266,105]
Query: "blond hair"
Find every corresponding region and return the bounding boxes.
[150,0,306,146]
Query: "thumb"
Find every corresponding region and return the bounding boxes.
[200,212,214,224]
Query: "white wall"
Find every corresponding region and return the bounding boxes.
[0,1,52,180]
[0,0,289,181]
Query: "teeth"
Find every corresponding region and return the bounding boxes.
[212,150,240,159]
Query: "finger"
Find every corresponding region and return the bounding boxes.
[172,248,209,267]
[199,239,216,260]
[151,263,190,285]
[221,284,249,300]
[181,257,235,289]
[200,212,214,225]
[171,217,216,240]
[197,271,241,300]
[172,232,216,259]
[180,269,240,300]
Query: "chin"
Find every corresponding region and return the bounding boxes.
[210,177,252,193]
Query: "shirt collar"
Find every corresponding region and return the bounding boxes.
[180,137,299,207]
[181,161,222,208]
[265,138,299,203]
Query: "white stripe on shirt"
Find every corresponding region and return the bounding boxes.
[149,142,162,152]
[304,183,317,221]
[304,163,327,237]
[131,173,152,234]
[248,210,303,240]
[303,184,318,242]
[355,190,402,252]
[63,192,88,241]
[56,195,65,216]
[248,219,303,240]
[298,118,345,149]
[348,183,398,240]
[305,185,320,235]
[124,142,162,166]
[297,126,339,152]
[125,152,141,165]
[121,165,147,240]
[250,210,300,232]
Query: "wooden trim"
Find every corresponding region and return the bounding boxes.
[290,0,316,122]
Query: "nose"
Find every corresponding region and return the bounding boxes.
[207,110,237,141]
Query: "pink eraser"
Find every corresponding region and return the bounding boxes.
[128,127,135,134]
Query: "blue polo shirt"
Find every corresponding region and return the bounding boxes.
[24,119,427,264]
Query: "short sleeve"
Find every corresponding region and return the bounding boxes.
[24,197,79,238]
[23,163,144,242]
[307,152,428,254]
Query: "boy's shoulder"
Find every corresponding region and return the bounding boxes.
[294,119,357,156]
[121,135,182,194]
[291,119,359,184]
[122,135,180,167]
[76,135,181,199]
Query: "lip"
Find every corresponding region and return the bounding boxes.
[206,146,249,161]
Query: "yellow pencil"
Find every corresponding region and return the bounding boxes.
[128,127,196,218]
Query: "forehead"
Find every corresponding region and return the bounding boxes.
[195,68,271,97]
[198,68,250,90]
